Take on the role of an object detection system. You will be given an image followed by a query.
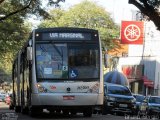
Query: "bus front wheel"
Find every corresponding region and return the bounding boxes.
[83,108,92,117]
[15,106,21,113]
[29,107,42,117]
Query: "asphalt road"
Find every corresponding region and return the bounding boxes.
[0,102,156,120]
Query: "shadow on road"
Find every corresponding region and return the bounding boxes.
[22,112,87,119]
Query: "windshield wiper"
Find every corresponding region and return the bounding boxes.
[50,41,63,58]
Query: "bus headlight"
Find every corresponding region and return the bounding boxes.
[87,83,99,93]
[36,84,48,93]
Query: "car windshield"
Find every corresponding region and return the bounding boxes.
[108,85,132,96]
[149,97,160,104]
[134,95,145,102]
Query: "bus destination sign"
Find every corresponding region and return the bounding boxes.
[41,33,92,40]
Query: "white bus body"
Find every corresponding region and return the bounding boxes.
[12,27,103,117]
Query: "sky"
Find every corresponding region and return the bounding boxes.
[59,0,138,24]
[30,0,139,28]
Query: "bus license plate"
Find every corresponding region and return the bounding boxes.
[63,96,75,100]
[119,104,127,107]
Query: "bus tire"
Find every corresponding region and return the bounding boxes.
[15,106,21,113]
[83,108,92,117]
[62,110,69,116]
[71,110,77,115]
[21,106,28,114]
[29,107,42,117]
[9,104,14,110]
[29,109,35,117]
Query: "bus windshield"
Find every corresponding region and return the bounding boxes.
[35,43,100,80]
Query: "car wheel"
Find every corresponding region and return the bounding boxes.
[102,105,109,115]
[62,110,69,116]
[70,110,77,115]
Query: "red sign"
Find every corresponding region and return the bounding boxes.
[121,21,144,44]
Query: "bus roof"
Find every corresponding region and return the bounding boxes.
[34,27,98,33]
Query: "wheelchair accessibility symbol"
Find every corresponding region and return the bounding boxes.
[70,69,78,78]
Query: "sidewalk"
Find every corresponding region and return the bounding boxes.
[0,102,18,120]
[0,102,11,112]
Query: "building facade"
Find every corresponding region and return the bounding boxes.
[106,10,160,96]
[115,21,160,96]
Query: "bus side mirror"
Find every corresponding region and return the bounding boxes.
[104,54,110,68]
[27,47,32,60]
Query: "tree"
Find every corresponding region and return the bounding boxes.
[0,20,31,73]
[129,0,160,30]
[0,0,68,76]
[0,1,31,74]
[39,0,120,50]
[0,0,65,21]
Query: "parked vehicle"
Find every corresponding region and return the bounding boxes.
[133,94,145,114]
[139,96,160,118]
[5,94,13,106]
[101,83,136,115]
[0,93,6,102]
[5,95,11,105]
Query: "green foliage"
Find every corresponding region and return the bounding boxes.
[0,20,30,73]
[40,9,65,27]
[39,0,120,50]
[0,1,31,74]
[0,0,65,21]
[0,0,62,75]
[144,0,160,7]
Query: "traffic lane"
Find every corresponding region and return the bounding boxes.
[0,107,125,120]
[13,113,129,120]
[1,111,153,120]
[0,102,153,120]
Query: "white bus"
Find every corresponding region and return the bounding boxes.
[12,27,104,117]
